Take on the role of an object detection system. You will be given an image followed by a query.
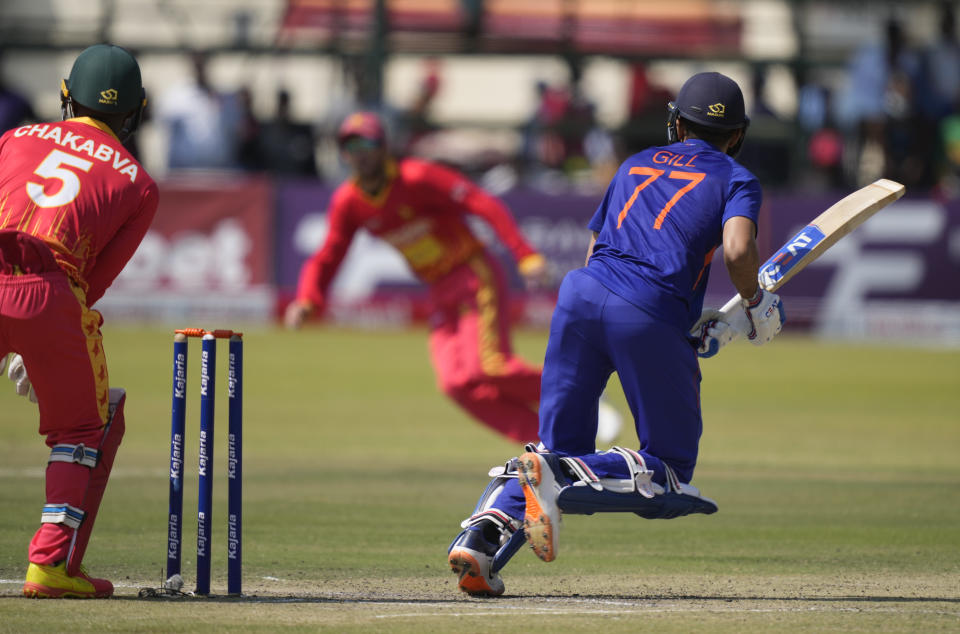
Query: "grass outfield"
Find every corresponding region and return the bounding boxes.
[0,325,957,632]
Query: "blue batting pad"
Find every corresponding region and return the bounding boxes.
[557,485,718,519]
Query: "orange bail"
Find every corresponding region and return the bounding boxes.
[174,328,243,339]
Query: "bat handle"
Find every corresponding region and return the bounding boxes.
[718,294,741,320]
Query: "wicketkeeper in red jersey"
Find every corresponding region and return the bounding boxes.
[285,111,548,442]
[0,44,158,598]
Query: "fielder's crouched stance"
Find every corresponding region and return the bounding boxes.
[0,44,157,598]
[448,71,784,596]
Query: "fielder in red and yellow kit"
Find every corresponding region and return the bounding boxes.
[0,45,158,598]
[285,111,547,442]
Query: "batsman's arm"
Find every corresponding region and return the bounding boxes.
[692,205,787,356]
[722,215,761,301]
[715,178,906,320]
[721,215,785,345]
[694,180,904,355]
[690,217,763,357]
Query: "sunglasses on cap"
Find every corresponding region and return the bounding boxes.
[342,137,381,153]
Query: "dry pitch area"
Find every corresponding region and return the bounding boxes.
[2,573,956,632]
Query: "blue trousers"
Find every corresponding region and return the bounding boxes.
[493,268,703,521]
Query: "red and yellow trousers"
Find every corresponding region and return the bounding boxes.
[0,230,122,574]
[427,251,541,443]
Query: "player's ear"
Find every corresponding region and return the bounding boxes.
[729,119,750,157]
[675,118,687,142]
[118,88,147,142]
[726,128,746,158]
[60,79,74,120]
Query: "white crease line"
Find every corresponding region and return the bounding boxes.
[3,576,284,589]
[1,578,140,589]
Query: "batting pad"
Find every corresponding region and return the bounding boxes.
[556,485,718,519]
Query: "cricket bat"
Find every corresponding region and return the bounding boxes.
[715,178,905,322]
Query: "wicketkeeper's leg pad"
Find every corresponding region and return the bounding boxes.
[65,388,126,575]
[28,389,126,573]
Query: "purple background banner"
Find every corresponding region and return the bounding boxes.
[762,194,960,301]
[275,179,337,295]
[269,181,959,338]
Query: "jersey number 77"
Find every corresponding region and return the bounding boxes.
[616,167,706,230]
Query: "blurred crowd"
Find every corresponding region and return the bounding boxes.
[798,4,960,198]
[154,52,319,177]
[3,5,960,197]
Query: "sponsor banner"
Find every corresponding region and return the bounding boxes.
[98,176,275,323]
[716,193,960,343]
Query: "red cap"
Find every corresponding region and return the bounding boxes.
[337,111,386,146]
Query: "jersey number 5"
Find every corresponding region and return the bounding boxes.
[26,149,94,208]
[616,166,705,230]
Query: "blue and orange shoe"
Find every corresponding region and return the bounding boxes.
[448,528,505,597]
[23,562,113,599]
[517,451,563,562]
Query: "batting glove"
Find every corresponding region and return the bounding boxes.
[6,353,38,403]
[691,309,742,358]
[741,288,786,345]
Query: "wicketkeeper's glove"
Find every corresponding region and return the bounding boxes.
[4,353,37,403]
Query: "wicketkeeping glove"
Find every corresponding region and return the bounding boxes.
[741,288,786,345]
[6,353,38,403]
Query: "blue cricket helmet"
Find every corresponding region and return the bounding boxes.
[667,71,749,155]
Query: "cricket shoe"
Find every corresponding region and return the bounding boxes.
[448,527,505,597]
[23,561,113,598]
[517,451,564,562]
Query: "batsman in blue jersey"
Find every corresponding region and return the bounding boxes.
[447,72,786,597]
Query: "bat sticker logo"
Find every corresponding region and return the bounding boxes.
[759,224,826,286]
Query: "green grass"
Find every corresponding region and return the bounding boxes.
[0,326,958,632]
